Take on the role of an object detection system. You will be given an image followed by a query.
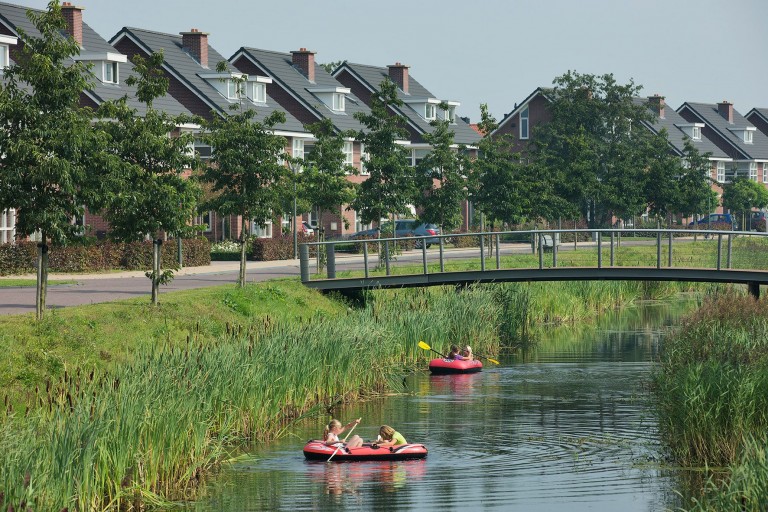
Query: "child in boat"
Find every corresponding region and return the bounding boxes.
[461,345,473,360]
[375,425,407,447]
[323,418,363,449]
[446,344,461,360]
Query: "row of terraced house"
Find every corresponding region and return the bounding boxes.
[1,1,767,245]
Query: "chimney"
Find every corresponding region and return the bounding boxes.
[388,62,409,93]
[61,2,84,46]
[717,100,734,123]
[290,48,315,82]
[180,29,209,68]
[648,94,665,118]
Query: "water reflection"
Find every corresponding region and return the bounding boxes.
[182,301,694,511]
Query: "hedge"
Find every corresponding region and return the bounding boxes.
[0,238,211,276]
[249,235,316,261]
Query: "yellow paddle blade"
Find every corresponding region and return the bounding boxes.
[487,357,500,365]
[418,340,431,351]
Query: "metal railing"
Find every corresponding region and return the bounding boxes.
[299,228,768,283]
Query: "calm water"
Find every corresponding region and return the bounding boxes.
[182,301,694,511]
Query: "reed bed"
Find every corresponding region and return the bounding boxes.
[0,286,504,511]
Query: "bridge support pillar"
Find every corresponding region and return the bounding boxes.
[748,281,760,299]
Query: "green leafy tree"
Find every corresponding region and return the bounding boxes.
[722,177,768,229]
[298,118,357,242]
[319,60,343,74]
[351,78,413,231]
[94,51,200,304]
[674,140,718,220]
[532,71,664,228]
[0,2,107,319]
[200,66,289,286]
[415,109,469,234]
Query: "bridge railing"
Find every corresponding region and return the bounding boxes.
[299,228,768,283]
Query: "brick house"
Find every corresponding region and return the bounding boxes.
[229,46,373,237]
[333,61,481,230]
[746,108,768,140]
[0,1,190,242]
[110,26,312,242]
[678,102,768,188]
[493,87,553,155]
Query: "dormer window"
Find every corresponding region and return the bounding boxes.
[425,103,436,120]
[745,131,753,144]
[445,106,455,123]
[677,122,705,142]
[103,62,118,84]
[520,106,529,139]
[0,35,17,72]
[307,86,351,113]
[251,82,266,103]
[728,126,756,144]
[226,79,243,99]
[692,126,701,140]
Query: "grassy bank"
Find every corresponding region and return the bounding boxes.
[0,278,687,510]
[653,292,768,510]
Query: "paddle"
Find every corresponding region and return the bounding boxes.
[418,340,500,365]
[327,418,360,462]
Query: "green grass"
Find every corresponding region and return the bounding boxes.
[0,279,77,287]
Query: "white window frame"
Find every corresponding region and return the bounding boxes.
[343,141,354,167]
[716,161,726,183]
[251,82,266,103]
[360,143,370,175]
[332,93,345,112]
[1,208,16,244]
[425,103,436,120]
[103,61,118,84]
[745,131,753,144]
[0,45,8,70]
[226,79,241,100]
[251,219,273,238]
[750,162,758,181]
[692,126,701,140]
[292,138,304,160]
[764,163,768,184]
[520,106,529,139]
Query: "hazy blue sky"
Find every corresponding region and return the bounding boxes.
[9,0,768,122]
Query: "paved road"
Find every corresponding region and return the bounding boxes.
[0,240,656,316]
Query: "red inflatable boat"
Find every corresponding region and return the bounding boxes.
[428,358,483,374]
[303,441,428,462]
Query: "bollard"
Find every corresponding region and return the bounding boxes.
[384,241,390,276]
[299,244,310,282]
[439,237,445,273]
[327,243,336,279]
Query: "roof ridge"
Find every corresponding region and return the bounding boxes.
[123,26,181,39]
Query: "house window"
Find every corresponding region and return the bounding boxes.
[412,148,429,167]
[520,106,529,139]
[226,79,244,100]
[103,62,118,84]
[251,219,273,238]
[445,106,456,123]
[764,164,768,184]
[425,104,436,120]
[251,82,266,103]
[745,131,753,144]
[353,210,370,234]
[194,211,212,232]
[750,162,758,181]
[1,209,15,244]
[716,161,725,183]
[292,138,304,160]
[360,144,369,175]
[343,141,354,167]
[692,126,701,140]
[0,45,8,70]
[332,93,345,112]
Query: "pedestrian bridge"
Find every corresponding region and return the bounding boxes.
[299,228,768,298]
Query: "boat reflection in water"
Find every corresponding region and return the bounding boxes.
[306,458,427,498]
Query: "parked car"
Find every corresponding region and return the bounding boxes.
[351,219,441,247]
[301,221,315,236]
[688,213,736,230]
[748,211,767,231]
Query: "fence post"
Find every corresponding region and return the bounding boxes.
[480,233,486,271]
[597,232,602,268]
[439,237,445,273]
[727,234,733,269]
[668,230,673,268]
[553,232,558,268]
[717,234,722,270]
[363,242,369,278]
[384,241,390,276]
[656,232,662,269]
[327,243,336,279]
[299,244,310,282]
[610,231,615,267]
[495,234,501,269]
[538,233,544,270]
[422,241,428,275]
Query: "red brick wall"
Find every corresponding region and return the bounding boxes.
[61,4,83,46]
[494,94,552,154]
[181,31,208,68]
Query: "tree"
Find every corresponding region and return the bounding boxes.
[0,2,107,319]
[200,67,289,286]
[94,51,200,304]
[674,140,717,220]
[319,60,343,74]
[722,177,768,229]
[415,109,469,234]
[298,118,357,243]
[531,72,665,228]
[351,78,413,231]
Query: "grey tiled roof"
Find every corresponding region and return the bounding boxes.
[336,62,481,146]
[678,102,768,160]
[746,108,768,126]
[234,47,370,133]
[112,27,305,133]
[0,2,188,117]
[635,98,728,159]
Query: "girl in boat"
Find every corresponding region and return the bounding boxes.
[323,418,363,449]
[375,425,407,447]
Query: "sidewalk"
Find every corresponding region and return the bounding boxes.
[0,258,301,281]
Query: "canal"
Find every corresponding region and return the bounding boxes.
[183,300,696,511]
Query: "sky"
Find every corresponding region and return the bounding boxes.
[7,0,768,123]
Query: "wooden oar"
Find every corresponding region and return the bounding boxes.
[418,340,500,365]
[327,419,360,462]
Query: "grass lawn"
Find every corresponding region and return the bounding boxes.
[0,278,346,408]
[0,279,77,287]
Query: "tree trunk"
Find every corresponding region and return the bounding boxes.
[35,240,48,320]
[151,239,162,305]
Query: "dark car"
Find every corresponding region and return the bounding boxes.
[351,219,441,247]
[689,213,736,230]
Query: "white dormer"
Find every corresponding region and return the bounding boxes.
[728,126,756,144]
[246,76,272,104]
[0,35,18,71]
[676,122,705,141]
[307,86,350,113]
[198,71,250,100]
[402,97,441,121]
[75,52,127,84]
[443,101,460,123]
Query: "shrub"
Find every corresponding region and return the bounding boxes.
[250,235,315,261]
